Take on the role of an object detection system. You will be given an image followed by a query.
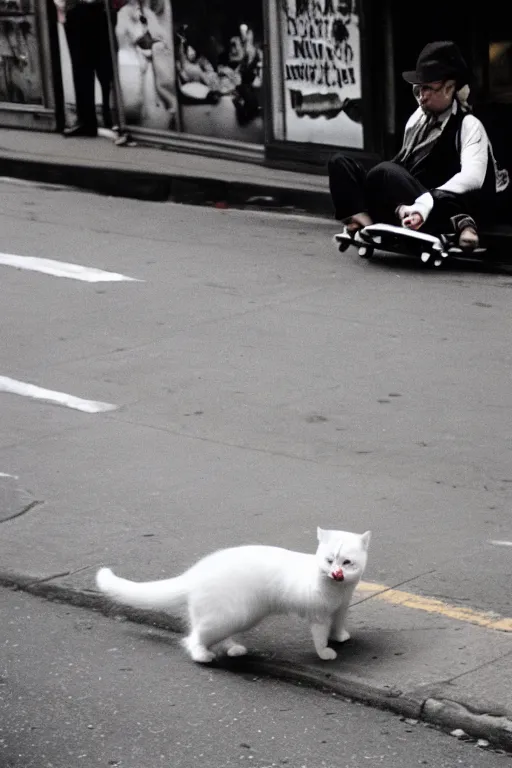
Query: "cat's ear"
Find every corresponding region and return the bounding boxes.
[317,527,327,542]
[360,531,371,550]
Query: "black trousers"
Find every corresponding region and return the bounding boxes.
[64,3,115,130]
[328,155,483,235]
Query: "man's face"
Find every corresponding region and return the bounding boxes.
[413,80,455,114]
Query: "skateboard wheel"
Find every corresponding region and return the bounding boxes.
[420,251,431,263]
[358,246,368,257]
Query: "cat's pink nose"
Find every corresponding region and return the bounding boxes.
[331,568,344,581]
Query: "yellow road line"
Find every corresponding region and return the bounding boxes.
[356,581,512,632]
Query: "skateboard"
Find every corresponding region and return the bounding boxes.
[333,223,487,268]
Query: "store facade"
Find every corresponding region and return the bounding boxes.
[51,0,380,165]
[3,0,511,221]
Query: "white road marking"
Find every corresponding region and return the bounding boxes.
[490,540,512,547]
[0,252,141,282]
[0,376,117,413]
[0,472,18,479]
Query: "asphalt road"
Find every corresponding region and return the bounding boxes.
[0,178,511,619]
[1,588,509,768]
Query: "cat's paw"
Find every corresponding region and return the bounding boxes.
[191,648,216,664]
[317,647,337,661]
[331,629,351,644]
[226,643,248,658]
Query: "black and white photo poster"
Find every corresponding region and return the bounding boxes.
[281,0,363,147]
[116,0,178,131]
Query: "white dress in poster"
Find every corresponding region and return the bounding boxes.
[281,0,363,148]
[116,0,178,131]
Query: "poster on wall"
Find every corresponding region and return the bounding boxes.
[280,0,363,148]
[0,4,43,105]
[115,0,178,131]
[171,0,264,143]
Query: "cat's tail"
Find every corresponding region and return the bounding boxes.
[96,567,189,611]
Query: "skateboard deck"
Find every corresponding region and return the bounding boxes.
[333,223,487,267]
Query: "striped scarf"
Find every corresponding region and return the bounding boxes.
[394,113,445,170]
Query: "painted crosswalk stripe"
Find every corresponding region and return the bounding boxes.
[0,376,117,413]
[0,253,141,282]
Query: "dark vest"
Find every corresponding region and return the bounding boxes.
[393,108,496,205]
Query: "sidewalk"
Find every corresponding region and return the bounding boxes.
[0,128,332,215]
[2,475,512,752]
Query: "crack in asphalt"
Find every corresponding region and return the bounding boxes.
[350,570,437,608]
[105,413,357,468]
[22,563,96,589]
[445,647,512,686]
[0,499,43,524]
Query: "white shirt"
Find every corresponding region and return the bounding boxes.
[402,101,490,221]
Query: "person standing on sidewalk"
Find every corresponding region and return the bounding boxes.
[54,0,117,136]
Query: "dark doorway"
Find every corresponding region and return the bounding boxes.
[473,4,512,222]
[388,0,475,152]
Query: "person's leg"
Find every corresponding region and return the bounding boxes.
[92,4,115,129]
[64,6,98,134]
[427,190,479,249]
[327,154,371,229]
[365,161,427,224]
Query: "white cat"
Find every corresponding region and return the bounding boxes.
[96,527,371,663]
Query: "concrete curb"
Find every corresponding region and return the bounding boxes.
[1,568,511,752]
[0,155,333,215]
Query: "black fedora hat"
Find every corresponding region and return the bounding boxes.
[402,41,468,86]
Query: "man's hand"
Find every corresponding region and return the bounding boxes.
[402,212,424,230]
[397,205,424,231]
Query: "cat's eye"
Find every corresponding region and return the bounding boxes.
[326,557,334,565]
[343,559,351,566]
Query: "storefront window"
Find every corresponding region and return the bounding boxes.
[173,0,264,143]
[279,0,363,148]
[113,0,264,142]
[0,0,44,105]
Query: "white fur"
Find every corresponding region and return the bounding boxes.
[96,528,371,663]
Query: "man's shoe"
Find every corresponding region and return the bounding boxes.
[63,124,97,138]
